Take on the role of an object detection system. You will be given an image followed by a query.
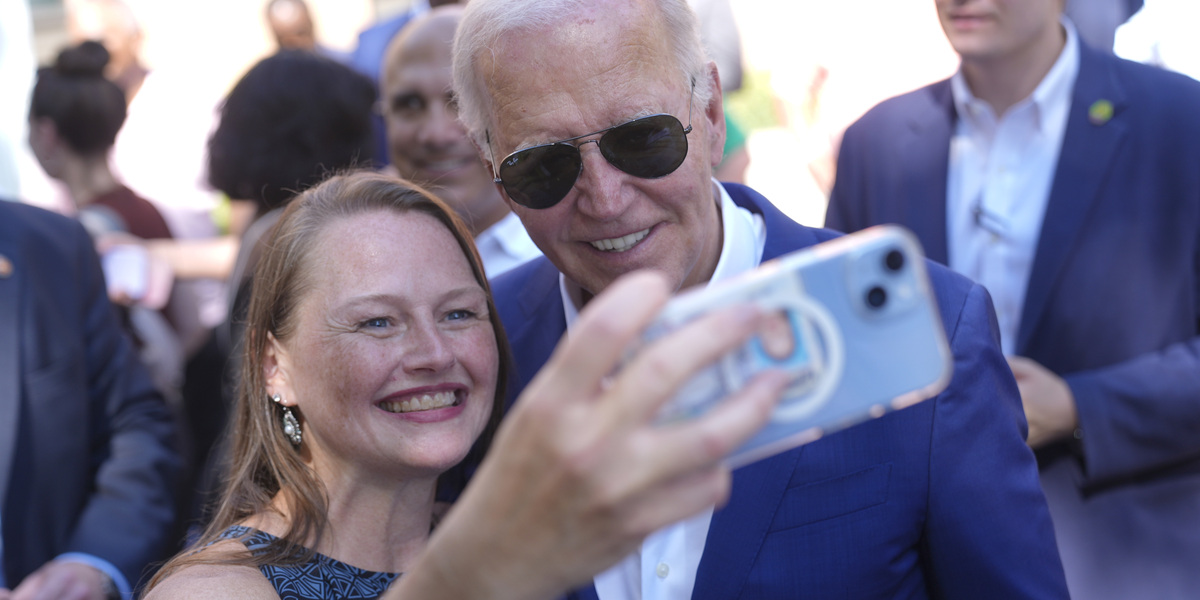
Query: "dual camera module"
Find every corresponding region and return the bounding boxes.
[865,249,906,310]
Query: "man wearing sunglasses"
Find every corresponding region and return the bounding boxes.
[451,0,1069,597]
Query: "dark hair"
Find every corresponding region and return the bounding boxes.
[29,41,127,156]
[207,50,377,215]
[146,171,511,582]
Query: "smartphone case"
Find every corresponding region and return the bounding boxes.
[642,225,953,468]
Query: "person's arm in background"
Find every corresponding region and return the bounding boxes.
[99,197,256,282]
[1015,330,1200,484]
[6,211,182,600]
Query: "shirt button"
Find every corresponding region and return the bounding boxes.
[656,563,670,579]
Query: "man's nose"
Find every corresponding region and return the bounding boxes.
[420,104,465,147]
[573,143,633,220]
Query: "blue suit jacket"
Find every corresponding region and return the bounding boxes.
[490,184,1068,599]
[827,42,1200,599]
[0,201,181,589]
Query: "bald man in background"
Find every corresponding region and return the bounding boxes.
[379,6,539,277]
[265,0,349,62]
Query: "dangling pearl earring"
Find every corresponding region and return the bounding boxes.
[271,393,302,447]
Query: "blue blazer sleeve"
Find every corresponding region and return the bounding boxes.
[1,204,181,588]
[923,282,1068,598]
[62,214,182,586]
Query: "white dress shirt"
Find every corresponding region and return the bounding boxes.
[946,20,1080,355]
[475,210,542,278]
[560,180,766,600]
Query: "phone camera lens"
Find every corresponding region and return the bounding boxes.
[884,249,905,272]
[866,286,888,309]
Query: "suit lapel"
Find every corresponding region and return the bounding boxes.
[1017,45,1129,353]
[0,232,21,510]
[502,259,568,403]
[693,450,804,599]
[692,184,813,599]
[570,586,600,600]
[902,81,956,265]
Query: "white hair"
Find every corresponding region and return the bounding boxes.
[451,0,714,151]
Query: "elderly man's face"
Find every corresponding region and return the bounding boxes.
[479,6,726,296]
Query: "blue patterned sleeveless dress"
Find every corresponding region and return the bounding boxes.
[217,525,402,599]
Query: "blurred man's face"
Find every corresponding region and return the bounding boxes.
[935,0,1062,65]
[477,2,727,296]
[66,2,142,83]
[269,1,316,51]
[383,14,499,231]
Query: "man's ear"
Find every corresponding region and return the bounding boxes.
[701,61,727,169]
[472,132,521,212]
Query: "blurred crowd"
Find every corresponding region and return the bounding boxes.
[1,0,1198,597]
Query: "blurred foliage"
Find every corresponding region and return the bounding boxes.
[725,68,781,133]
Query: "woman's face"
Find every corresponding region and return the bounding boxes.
[27,117,64,180]
[268,210,497,481]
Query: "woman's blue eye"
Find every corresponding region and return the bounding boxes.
[363,317,390,328]
[446,309,475,321]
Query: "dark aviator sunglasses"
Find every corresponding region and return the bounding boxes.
[487,81,696,210]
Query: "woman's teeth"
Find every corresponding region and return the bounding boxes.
[380,391,457,413]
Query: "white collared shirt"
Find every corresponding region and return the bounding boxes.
[559,179,766,600]
[475,211,542,278]
[946,19,1080,355]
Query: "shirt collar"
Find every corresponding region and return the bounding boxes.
[478,211,539,258]
[951,17,1081,131]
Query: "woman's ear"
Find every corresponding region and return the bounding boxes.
[263,331,294,405]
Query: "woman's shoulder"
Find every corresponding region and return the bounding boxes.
[142,539,278,599]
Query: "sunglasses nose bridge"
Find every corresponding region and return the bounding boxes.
[575,136,624,182]
[572,148,634,220]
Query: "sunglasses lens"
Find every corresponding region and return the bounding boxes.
[498,144,583,209]
[600,115,689,179]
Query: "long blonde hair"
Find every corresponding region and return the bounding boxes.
[146,171,510,586]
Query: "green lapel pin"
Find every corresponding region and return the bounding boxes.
[1088,99,1113,125]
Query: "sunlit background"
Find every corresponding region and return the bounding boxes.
[19,0,960,228]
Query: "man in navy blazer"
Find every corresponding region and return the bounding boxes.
[451,0,1068,597]
[0,200,181,598]
[826,1,1200,598]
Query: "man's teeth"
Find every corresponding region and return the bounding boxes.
[380,391,457,413]
[590,228,650,252]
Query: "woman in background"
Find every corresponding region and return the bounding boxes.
[28,39,184,403]
[29,40,171,243]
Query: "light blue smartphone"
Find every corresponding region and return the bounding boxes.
[642,225,953,468]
